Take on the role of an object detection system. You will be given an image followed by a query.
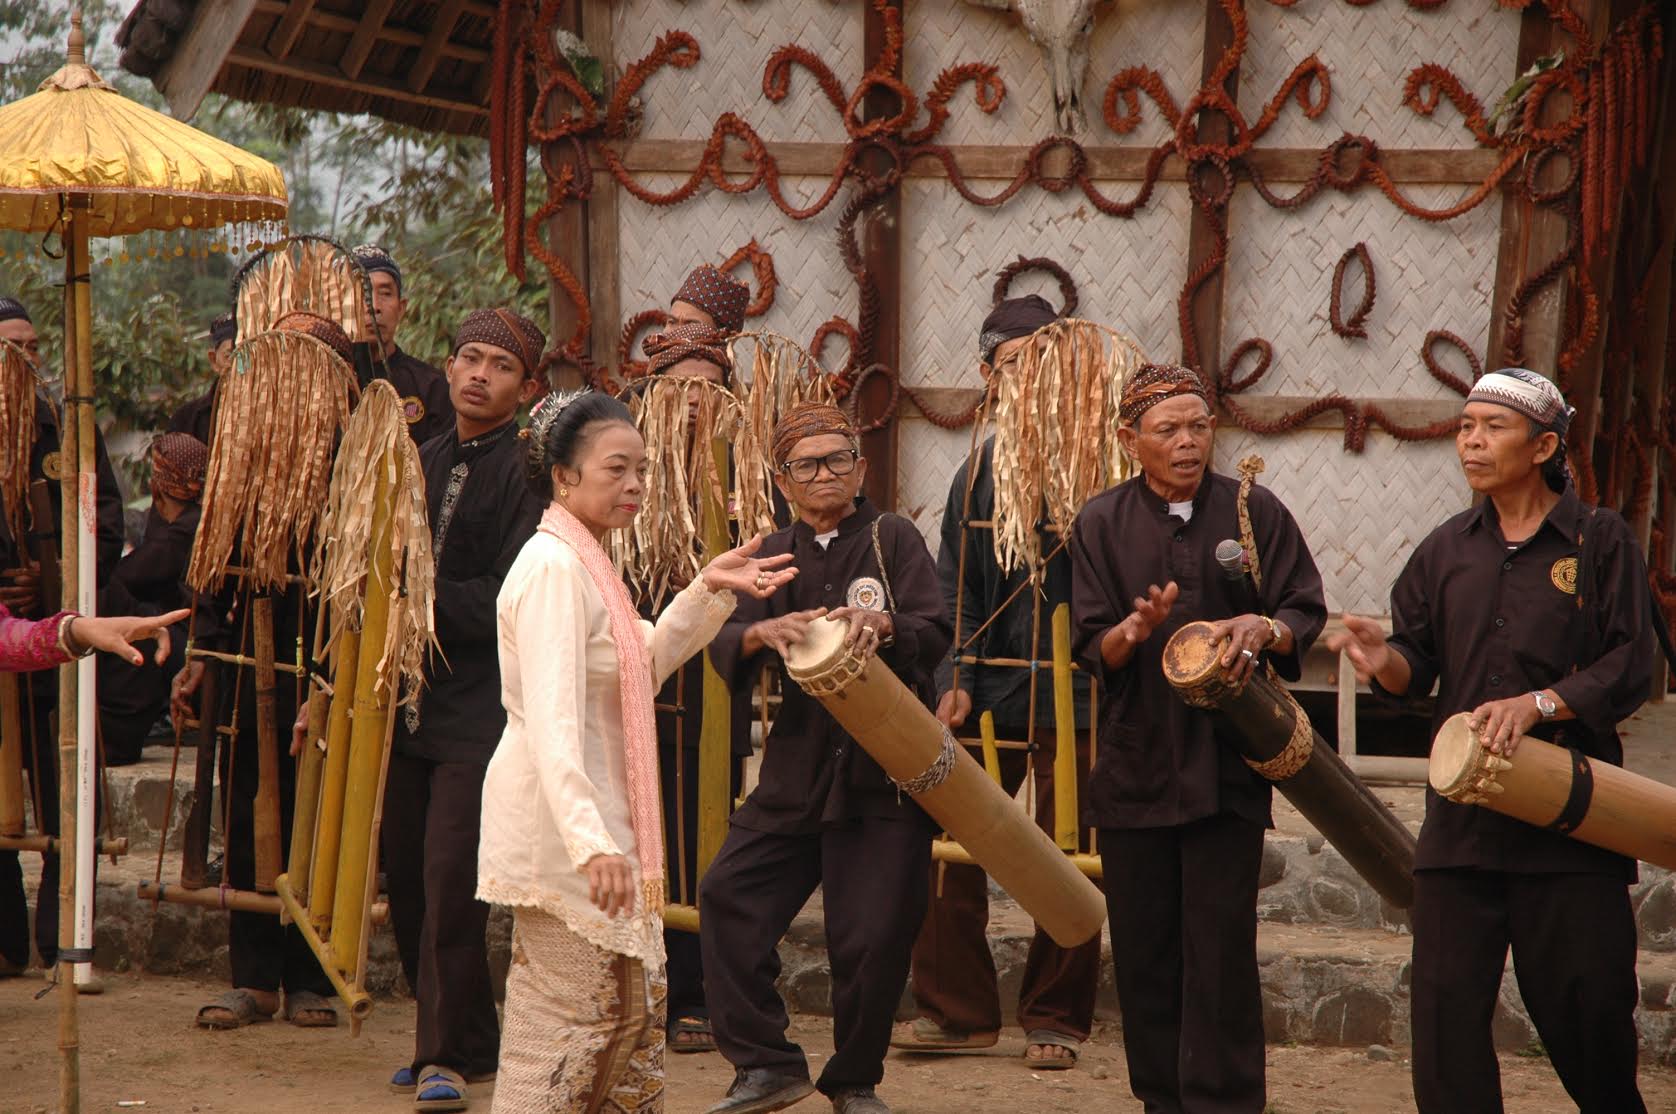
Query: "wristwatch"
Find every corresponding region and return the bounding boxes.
[1263,615,1284,647]
[1531,690,1558,720]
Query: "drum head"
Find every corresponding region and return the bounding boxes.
[1160,620,1221,687]
[1428,712,1483,796]
[785,614,849,680]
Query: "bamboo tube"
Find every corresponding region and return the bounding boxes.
[186,647,306,676]
[309,627,360,927]
[930,838,1104,879]
[0,835,126,855]
[178,665,220,890]
[139,879,387,923]
[250,597,283,892]
[979,711,1002,785]
[329,458,395,972]
[696,436,731,877]
[0,675,23,836]
[277,874,372,1021]
[1051,605,1077,851]
[287,686,329,903]
[663,902,700,934]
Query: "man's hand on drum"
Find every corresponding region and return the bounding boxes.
[829,606,892,660]
[936,687,973,729]
[746,608,828,657]
[1208,614,1274,684]
[1469,696,1542,757]
[701,534,797,599]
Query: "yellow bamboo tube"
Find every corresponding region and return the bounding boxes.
[328,457,395,972]
[308,627,360,928]
[1051,604,1077,851]
[0,675,24,836]
[286,685,330,904]
[663,902,700,934]
[979,710,1002,785]
[696,436,731,878]
[930,837,1104,880]
[276,874,372,1020]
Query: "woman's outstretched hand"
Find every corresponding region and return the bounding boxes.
[701,534,797,599]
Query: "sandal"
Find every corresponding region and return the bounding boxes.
[415,1065,470,1113]
[195,989,276,1030]
[669,1014,717,1054]
[1023,1029,1080,1071]
[889,1017,1000,1051]
[390,1066,418,1094]
[283,989,339,1028]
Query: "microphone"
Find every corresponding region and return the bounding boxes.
[1215,539,1249,582]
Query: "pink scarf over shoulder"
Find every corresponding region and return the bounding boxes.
[537,501,664,915]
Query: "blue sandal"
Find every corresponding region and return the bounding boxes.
[389,1065,417,1093]
[416,1065,469,1112]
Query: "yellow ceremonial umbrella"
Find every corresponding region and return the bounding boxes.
[0,11,286,1112]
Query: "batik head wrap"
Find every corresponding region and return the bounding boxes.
[149,432,209,503]
[0,297,30,325]
[208,312,236,348]
[1119,363,1210,426]
[643,321,731,377]
[1466,367,1575,491]
[273,310,355,364]
[350,243,403,295]
[673,264,750,335]
[771,401,858,467]
[978,294,1059,365]
[452,308,546,377]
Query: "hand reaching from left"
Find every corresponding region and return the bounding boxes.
[701,534,797,599]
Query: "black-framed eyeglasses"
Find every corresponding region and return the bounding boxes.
[782,449,858,483]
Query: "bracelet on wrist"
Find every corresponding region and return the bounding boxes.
[56,614,93,659]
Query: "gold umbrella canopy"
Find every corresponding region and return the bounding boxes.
[0,14,287,237]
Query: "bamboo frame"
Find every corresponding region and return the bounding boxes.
[250,597,283,891]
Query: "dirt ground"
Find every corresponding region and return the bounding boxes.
[5,973,1675,1113]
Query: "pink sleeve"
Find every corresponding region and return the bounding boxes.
[0,606,72,672]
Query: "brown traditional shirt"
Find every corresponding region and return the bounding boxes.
[709,499,950,834]
[1379,487,1655,878]
[1070,472,1326,830]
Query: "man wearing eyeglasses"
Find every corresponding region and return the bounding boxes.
[1070,364,1326,1114]
[700,403,950,1114]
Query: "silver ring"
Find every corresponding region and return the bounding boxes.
[1241,649,1255,661]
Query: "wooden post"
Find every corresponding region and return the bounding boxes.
[1183,0,1242,377]
[0,676,23,837]
[582,0,621,375]
[250,596,283,892]
[858,0,903,511]
[178,665,219,889]
[542,3,591,390]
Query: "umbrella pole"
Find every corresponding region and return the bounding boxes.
[69,194,98,992]
[55,193,89,1114]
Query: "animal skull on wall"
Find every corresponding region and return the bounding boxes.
[963,0,1108,134]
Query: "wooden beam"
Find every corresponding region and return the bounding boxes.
[340,0,398,81]
[409,0,468,93]
[265,0,317,60]
[1630,8,1676,550]
[227,46,488,116]
[155,0,260,121]
[858,0,904,513]
[1182,0,1242,374]
[582,0,622,372]
[602,140,1507,185]
[543,3,591,388]
[252,0,491,64]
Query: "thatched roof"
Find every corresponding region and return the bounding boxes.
[117,0,492,137]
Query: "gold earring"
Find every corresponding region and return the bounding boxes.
[559,486,569,498]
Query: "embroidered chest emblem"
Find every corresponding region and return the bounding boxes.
[1551,556,1578,595]
[847,577,886,612]
[401,395,425,424]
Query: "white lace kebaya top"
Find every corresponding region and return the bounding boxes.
[477,530,736,960]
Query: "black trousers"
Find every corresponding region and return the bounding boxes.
[380,751,500,1078]
[661,742,741,1024]
[0,672,61,967]
[220,667,331,996]
[700,817,929,1095]
[1101,813,1266,1114]
[1410,868,1645,1114]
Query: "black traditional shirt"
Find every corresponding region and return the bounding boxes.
[1379,488,1654,878]
[396,418,542,765]
[0,395,125,596]
[100,503,199,616]
[167,385,216,446]
[709,499,951,833]
[354,345,453,446]
[1070,472,1326,830]
[935,437,1090,733]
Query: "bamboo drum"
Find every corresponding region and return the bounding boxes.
[1161,620,1417,908]
[1430,712,1676,871]
[784,616,1106,947]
